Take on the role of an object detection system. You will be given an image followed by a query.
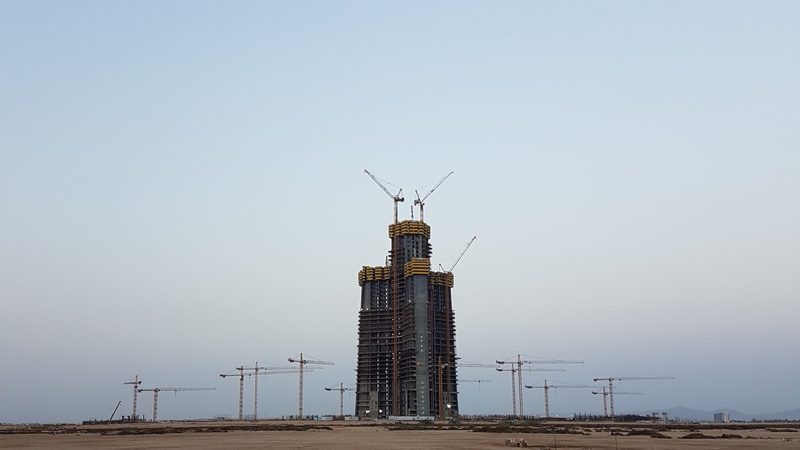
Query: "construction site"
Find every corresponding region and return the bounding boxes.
[2,171,798,450]
[356,170,464,420]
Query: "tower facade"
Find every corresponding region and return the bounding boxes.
[356,220,458,418]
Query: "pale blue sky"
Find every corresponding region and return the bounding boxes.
[1,1,798,422]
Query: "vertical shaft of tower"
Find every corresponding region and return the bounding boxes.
[253,363,259,421]
[608,379,615,418]
[298,353,305,418]
[391,236,400,416]
[437,357,444,420]
[544,380,550,418]
[238,368,244,421]
[511,368,517,417]
[516,355,524,418]
[602,387,608,416]
[339,382,344,417]
[445,288,452,413]
[124,375,141,419]
[153,390,159,422]
[132,376,138,418]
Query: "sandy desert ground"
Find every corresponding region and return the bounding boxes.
[2,420,799,449]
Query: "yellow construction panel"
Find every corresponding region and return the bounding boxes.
[430,271,455,288]
[404,258,431,277]
[358,265,391,286]
[388,220,431,239]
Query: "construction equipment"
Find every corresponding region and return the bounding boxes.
[123,375,142,419]
[591,388,643,417]
[220,363,298,421]
[459,379,492,391]
[364,169,404,224]
[109,401,122,422]
[460,379,492,385]
[497,355,583,418]
[591,376,675,418]
[220,366,247,420]
[524,380,596,418]
[413,171,454,222]
[324,382,354,418]
[137,387,215,422]
[250,366,298,421]
[496,366,565,417]
[439,236,477,273]
[288,353,334,418]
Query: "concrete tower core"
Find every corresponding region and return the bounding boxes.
[356,220,458,419]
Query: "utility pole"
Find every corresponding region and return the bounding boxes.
[137,387,215,422]
[592,376,675,418]
[123,375,142,420]
[324,383,354,418]
[288,353,334,418]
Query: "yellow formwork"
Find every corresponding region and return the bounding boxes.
[430,271,455,288]
[404,258,431,277]
[388,220,431,239]
[358,265,391,285]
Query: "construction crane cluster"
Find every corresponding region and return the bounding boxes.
[458,355,676,420]
[102,172,678,424]
[118,352,335,423]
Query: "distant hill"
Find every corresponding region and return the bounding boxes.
[661,407,800,421]
[756,409,800,421]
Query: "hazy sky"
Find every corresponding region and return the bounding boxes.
[1,1,798,423]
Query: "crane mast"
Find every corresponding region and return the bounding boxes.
[591,388,644,417]
[414,171,454,222]
[364,169,404,224]
[592,376,675,418]
[524,380,596,418]
[324,382,354,418]
[137,387,215,422]
[288,353,334,419]
[496,355,583,418]
[221,363,298,421]
[123,375,142,420]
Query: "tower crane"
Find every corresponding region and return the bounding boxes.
[123,375,142,420]
[220,363,298,421]
[324,382,354,418]
[459,379,492,391]
[439,236,477,273]
[137,387,215,422]
[591,376,675,418]
[220,366,247,420]
[364,169,404,224]
[524,380,597,418]
[288,353,334,419]
[496,366,566,418]
[413,171,454,222]
[496,355,583,418]
[591,387,643,417]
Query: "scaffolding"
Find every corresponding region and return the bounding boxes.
[356,220,459,418]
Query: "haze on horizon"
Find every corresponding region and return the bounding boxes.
[1,1,798,423]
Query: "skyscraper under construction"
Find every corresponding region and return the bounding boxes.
[356,171,464,419]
